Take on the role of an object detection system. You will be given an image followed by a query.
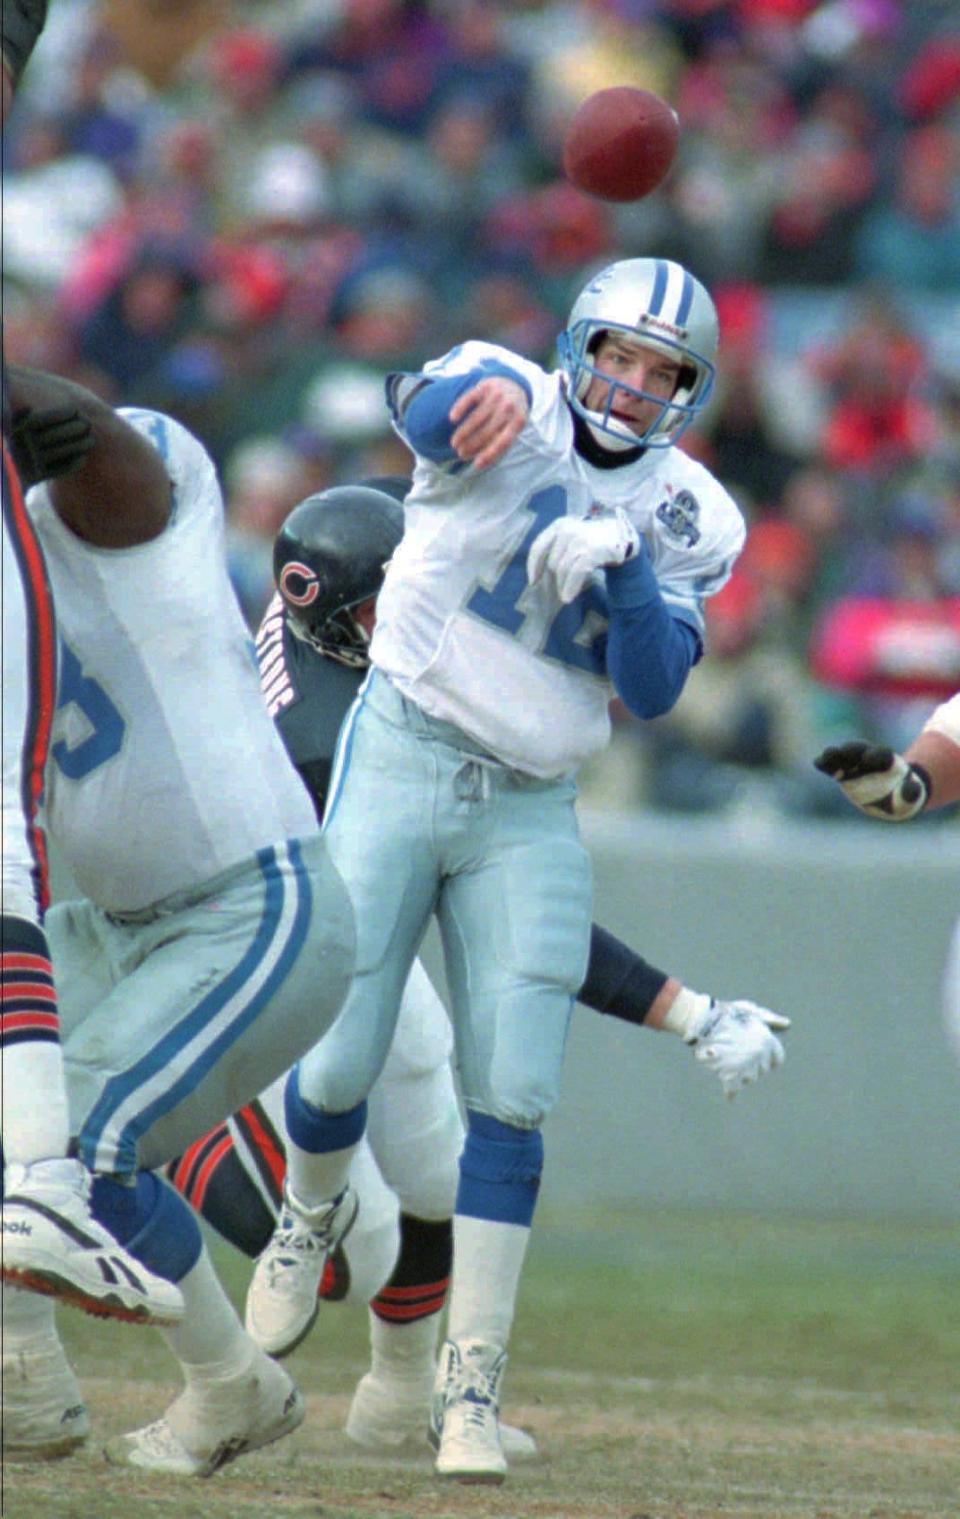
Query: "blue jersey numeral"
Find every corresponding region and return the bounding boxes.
[53,642,125,779]
[466,486,607,673]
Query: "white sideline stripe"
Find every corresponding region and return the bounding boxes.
[532,1365,960,1410]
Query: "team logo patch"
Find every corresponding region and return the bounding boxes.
[279,561,319,607]
[656,488,701,548]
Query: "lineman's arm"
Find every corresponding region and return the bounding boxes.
[813,694,960,819]
[7,366,171,546]
[904,727,960,810]
[2,0,48,120]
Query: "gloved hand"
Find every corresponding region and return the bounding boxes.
[688,1000,790,1099]
[813,741,930,821]
[10,405,94,489]
[526,506,639,604]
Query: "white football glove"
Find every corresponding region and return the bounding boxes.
[526,506,639,604]
[813,742,930,821]
[688,1000,790,1099]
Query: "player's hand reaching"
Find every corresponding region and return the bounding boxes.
[688,1000,790,1099]
[11,405,94,489]
[527,506,639,604]
[448,377,530,472]
[813,741,930,821]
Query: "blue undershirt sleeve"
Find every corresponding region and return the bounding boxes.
[605,546,701,719]
[391,362,532,463]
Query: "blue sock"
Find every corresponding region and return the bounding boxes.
[90,1171,202,1283]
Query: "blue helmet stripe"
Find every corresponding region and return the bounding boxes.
[675,270,694,327]
[648,260,669,316]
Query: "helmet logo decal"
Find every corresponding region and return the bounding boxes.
[279,560,320,607]
[656,487,701,548]
[638,311,689,341]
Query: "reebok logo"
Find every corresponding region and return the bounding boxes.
[0,1219,33,1235]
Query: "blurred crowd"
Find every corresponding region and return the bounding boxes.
[4,0,959,820]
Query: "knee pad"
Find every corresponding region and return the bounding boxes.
[91,1171,202,1283]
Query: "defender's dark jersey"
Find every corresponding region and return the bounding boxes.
[255,593,363,818]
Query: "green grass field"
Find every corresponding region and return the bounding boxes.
[3,1205,958,1519]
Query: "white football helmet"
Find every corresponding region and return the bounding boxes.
[558,258,718,450]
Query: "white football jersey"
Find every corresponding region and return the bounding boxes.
[373,340,745,777]
[28,409,318,913]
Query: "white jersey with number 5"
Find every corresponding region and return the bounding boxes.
[27,409,317,913]
[375,340,745,778]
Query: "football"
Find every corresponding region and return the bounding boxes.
[561,86,680,203]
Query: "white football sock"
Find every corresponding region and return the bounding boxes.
[446,1215,530,1347]
[285,1140,357,1211]
[158,1247,249,1377]
[1,1043,70,1163]
[2,1282,58,1344]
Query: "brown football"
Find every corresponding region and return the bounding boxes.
[562,86,680,203]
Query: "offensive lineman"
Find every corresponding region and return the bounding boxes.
[1,364,355,1474]
[2,1,185,1340]
[158,482,786,1465]
[245,258,783,1483]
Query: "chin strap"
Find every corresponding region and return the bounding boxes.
[569,407,644,469]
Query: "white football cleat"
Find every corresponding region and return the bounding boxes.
[245,1183,358,1357]
[346,1367,537,1459]
[1,1159,183,1326]
[102,1348,304,1477]
[430,1338,508,1484]
[1,1332,90,1460]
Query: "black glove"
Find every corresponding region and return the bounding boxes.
[10,405,94,489]
[813,741,930,820]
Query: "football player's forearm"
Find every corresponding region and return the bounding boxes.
[8,365,170,544]
[905,729,960,810]
[579,922,671,1026]
[389,364,532,462]
[2,0,48,97]
[605,552,698,718]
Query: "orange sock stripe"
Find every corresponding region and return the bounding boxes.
[234,1100,287,1200]
[188,1132,235,1211]
[1,981,57,1003]
[0,1010,60,1035]
[371,1292,447,1323]
[1,953,54,975]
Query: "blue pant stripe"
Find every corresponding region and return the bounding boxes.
[79,842,312,1173]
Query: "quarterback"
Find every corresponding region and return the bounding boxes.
[158,483,786,1465]
[246,258,763,1483]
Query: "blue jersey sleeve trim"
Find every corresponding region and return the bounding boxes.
[387,361,533,463]
[605,549,700,719]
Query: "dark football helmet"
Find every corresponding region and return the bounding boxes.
[273,482,405,667]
